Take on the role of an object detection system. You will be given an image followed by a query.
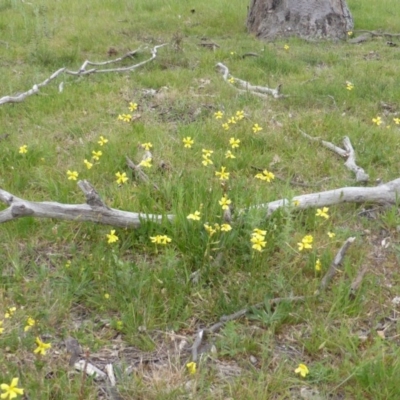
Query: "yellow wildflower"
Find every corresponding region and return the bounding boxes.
[202,155,213,166]
[34,337,51,356]
[215,166,230,181]
[327,231,336,238]
[186,361,196,374]
[225,150,236,159]
[315,259,321,272]
[229,138,240,149]
[67,170,79,181]
[183,137,194,148]
[204,224,217,236]
[202,149,213,157]
[221,223,232,232]
[284,44,290,50]
[19,145,28,154]
[0,378,24,399]
[219,195,231,210]
[255,170,275,182]
[141,142,153,151]
[0,320,3,334]
[24,317,36,332]
[84,159,93,169]
[5,307,16,319]
[115,171,128,184]
[139,158,152,168]
[214,111,224,119]
[297,235,313,251]
[235,110,245,121]
[106,230,119,244]
[117,113,132,122]
[104,293,110,299]
[251,234,267,252]
[372,116,382,126]
[222,123,230,131]
[252,124,262,133]
[227,117,236,124]
[187,211,201,221]
[252,228,267,237]
[393,117,400,125]
[295,363,309,378]
[346,81,354,91]
[129,102,138,112]
[92,150,102,161]
[228,77,235,84]
[98,136,108,146]
[316,207,329,219]
[150,235,172,245]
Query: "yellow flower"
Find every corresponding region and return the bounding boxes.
[115,171,128,184]
[347,31,353,36]
[139,158,152,168]
[255,170,275,182]
[297,235,313,251]
[34,337,51,356]
[327,231,336,238]
[215,166,230,181]
[252,124,262,133]
[65,260,71,268]
[346,81,354,91]
[316,207,329,219]
[106,230,119,244]
[251,234,267,252]
[4,307,16,319]
[229,138,240,149]
[235,110,245,121]
[18,145,28,154]
[284,44,290,50]
[214,111,224,119]
[187,211,201,221]
[183,137,194,148]
[228,77,235,84]
[295,363,309,378]
[83,159,93,169]
[393,117,400,125]
[252,228,267,237]
[67,170,79,181]
[142,142,153,151]
[98,136,108,146]
[116,321,123,330]
[24,317,36,332]
[219,195,231,210]
[202,155,213,166]
[222,123,230,131]
[117,113,132,122]
[104,293,110,299]
[293,200,300,207]
[0,320,4,334]
[0,377,24,399]
[204,224,217,236]
[92,150,103,161]
[186,361,196,375]
[129,102,138,112]
[150,235,171,245]
[230,51,236,55]
[372,116,382,126]
[221,223,232,232]
[315,259,321,272]
[202,149,213,157]
[227,117,236,125]
[225,150,236,159]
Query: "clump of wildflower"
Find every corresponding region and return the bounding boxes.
[315,259,322,272]
[316,207,329,219]
[219,195,231,210]
[225,150,236,159]
[252,124,262,133]
[34,337,51,356]
[5,307,16,319]
[84,159,93,169]
[24,317,36,332]
[183,137,194,148]
[186,361,196,374]
[187,211,201,221]
[372,116,382,126]
[117,114,132,122]
[297,235,313,251]
[106,230,119,244]
[92,150,102,161]
[222,123,230,131]
[19,145,28,154]
[98,136,108,146]
[215,166,230,181]
[229,138,240,149]
[150,235,172,245]
[214,111,224,119]
[67,170,79,180]
[141,142,153,151]
[129,102,138,112]
[255,170,275,182]
[0,378,24,399]
[284,44,290,50]
[221,223,232,232]
[139,158,152,168]
[346,81,354,91]
[295,363,309,378]
[115,172,128,184]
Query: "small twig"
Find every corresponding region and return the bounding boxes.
[349,264,369,299]
[316,237,356,294]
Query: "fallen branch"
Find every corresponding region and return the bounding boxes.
[0,45,166,106]
[0,180,173,228]
[299,131,369,183]
[215,62,283,99]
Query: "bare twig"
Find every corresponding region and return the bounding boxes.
[349,264,369,299]
[0,181,172,228]
[215,62,283,99]
[0,45,166,106]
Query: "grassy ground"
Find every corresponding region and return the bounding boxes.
[1,0,400,398]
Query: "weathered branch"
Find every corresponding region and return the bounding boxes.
[0,45,167,106]
[215,62,283,99]
[0,181,173,228]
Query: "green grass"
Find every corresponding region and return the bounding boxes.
[1,0,400,398]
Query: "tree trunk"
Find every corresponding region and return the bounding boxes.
[247,0,353,41]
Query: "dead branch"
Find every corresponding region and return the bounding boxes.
[316,237,356,294]
[0,181,173,228]
[0,45,166,106]
[215,62,283,99]
[299,131,369,183]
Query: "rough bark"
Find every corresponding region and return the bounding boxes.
[247,0,353,40]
